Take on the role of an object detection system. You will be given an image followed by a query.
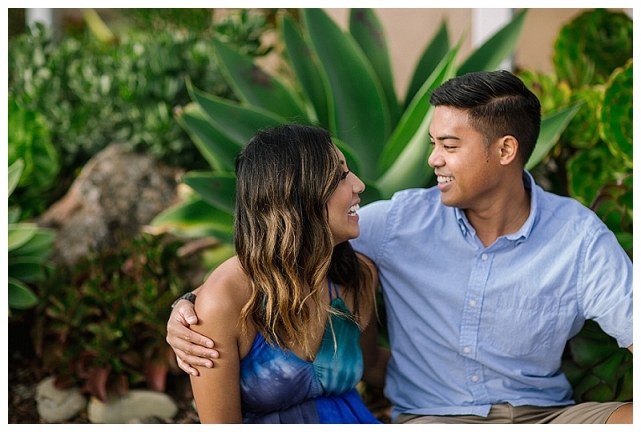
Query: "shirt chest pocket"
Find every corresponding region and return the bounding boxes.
[488,294,561,357]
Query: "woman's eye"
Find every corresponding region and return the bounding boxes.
[341,170,350,180]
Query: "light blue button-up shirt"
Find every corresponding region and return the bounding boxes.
[351,171,632,420]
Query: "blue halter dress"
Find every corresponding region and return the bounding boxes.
[239,280,380,423]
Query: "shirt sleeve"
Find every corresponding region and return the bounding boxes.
[579,222,633,348]
[350,198,394,264]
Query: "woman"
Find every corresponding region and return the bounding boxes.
[187,124,387,423]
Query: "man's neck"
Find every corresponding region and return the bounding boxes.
[464,182,531,248]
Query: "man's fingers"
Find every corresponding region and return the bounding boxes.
[177,356,202,376]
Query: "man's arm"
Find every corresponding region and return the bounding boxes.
[166,286,221,376]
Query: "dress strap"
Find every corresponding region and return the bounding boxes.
[327,278,340,301]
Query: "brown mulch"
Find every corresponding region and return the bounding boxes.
[8,315,391,424]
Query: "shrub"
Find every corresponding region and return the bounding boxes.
[33,233,195,401]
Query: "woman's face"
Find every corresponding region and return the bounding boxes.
[327,146,366,246]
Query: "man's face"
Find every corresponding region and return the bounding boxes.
[427,106,503,211]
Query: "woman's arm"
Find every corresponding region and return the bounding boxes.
[188,259,248,423]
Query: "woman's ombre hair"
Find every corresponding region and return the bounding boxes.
[234,124,373,356]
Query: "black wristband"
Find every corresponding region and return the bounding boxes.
[171,292,197,309]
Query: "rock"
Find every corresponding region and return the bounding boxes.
[38,143,183,267]
[87,390,179,423]
[35,376,87,423]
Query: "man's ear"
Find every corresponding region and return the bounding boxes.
[498,135,519,166]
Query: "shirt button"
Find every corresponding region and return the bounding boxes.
[469,300,477,307]
[472,375,479,382]
[463,347,471,354]
[481,254,488,261]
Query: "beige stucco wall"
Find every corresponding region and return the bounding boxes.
[323,8,630,100]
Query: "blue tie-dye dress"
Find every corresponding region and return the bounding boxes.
[239,280,380,423]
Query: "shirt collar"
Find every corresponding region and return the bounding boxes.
[455,170,538,243]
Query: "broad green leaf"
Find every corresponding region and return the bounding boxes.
[378,45,459,175]
[303,8,389,180]
[189,83,287,146]
[8,159,24,197]
[8,223,38,251]
[201,243,237,276]
[150,198,234,244]
[8,277,39,310]
[176,102,241,171]
[526,102,582,170]
[9,229,56,260]
[281,14,330,128]
[349,8,401,126]
[182,172,236,215]
[212,39,308,122]
[8,257,49,282]
[457,9,528,75]
[404,20,450,108]
[8,207,21,224]
[376,108,435,200]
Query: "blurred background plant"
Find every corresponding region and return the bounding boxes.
[8,8,274,219]
[516,8,632,403]
[33,233,193,402]
[8,159,56,314]
[8,7,278,408]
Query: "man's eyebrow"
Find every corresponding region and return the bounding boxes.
[432,134,461,141]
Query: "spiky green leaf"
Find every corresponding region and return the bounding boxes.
[404,20,450,108]
[457,9,528,76]
[182,172,236,215]
[281,14,330,128]
[303,8,389,180]
[176,102,241,171]
[150,198,234,244]
[213,38,308,122]
[526,102,582,170]
[349,8,400,126]
[189,83,287,147]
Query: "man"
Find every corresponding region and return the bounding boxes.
[166,70,632,423]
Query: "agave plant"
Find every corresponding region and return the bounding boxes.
[151,8,579,265]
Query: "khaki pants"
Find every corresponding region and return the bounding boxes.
[394,402,631,424]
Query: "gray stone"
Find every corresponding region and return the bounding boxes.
[35,376,87,423]
[38,143,183,267]
[87,390,179,424]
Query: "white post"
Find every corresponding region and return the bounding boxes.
[25,8,54,29]
[472,8,514,71]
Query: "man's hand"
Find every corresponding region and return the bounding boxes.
[166,299,219,376]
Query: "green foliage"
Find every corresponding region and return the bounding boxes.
[33,233,193,402]
[553,9,633,89]
[8,160,56,314]
[152,8,577,248]
[562,321,633,403]
[8,10,274,215]
[8,96,60,220]
[519,9,633,404]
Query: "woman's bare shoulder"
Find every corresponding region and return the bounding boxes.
[195,256,251,324]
